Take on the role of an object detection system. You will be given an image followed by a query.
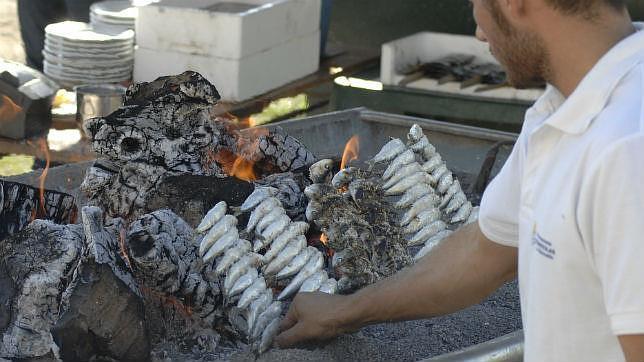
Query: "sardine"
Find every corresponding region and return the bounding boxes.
[422,155,442,174]
[278,252,324,301]
[436,172,454,194]
[257,317,281,354]
[224,253,262,293]
[440,180,462,208]
[238,276,267,309]
[331,167,357,189]
[319,278,338,294]
[450,201,473,224]
[257,215,291,247]
[262,222,309,263]
[414,230,452,261]
[251,301,283,341]
[309,159,334,184]
[228,268,259,297]
[400,194,439,226]
[277,246,316,280]
[255,208,286,235]
[407,124,424,143]
[247,289,273,334]
[410,135,430,153]
[382,149,415,180]
[196,201,227,233]
[199,215,237,257]
[299,270,328,293]
[203,228,239,263]
[422,143,437,161]
[240,187,279,212]
[466,206,480,225]
[215,239,251,276]
[382,162,422,188]
[408,220,447,246]
[264,235,306,275]
[304,183,335,201]
[306,200,322,222]
[402,208,442,235]
[385,172,434,196]
[371,138,407,164]
[431,164,449,182]
[444,191,467,214]
[394,183,435,209]
[246,197,281,234]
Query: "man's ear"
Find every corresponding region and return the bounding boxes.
[504,0,528,18]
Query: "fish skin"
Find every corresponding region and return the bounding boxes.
[196,201,227,233]
[257,215,291,247]
[255,208,286,235]
[309,159,334,184]
[422,155,442,174]
[403,208,442,234]
[277,246,316,280]
[382,162,422,187]
[264,235,306,276]
[304,183,335,201]
[451,201,473,224]
[262,222,309,263]
[382,149,415,180]
[238,277,267,309]
[414,230,452,261]
[371,138,407,164]
[408,220,447,246]
[240,187,279,213]
[444,191,467,214]
[215,240,251,276]
[385,172,434,196]
[466,206,480,225]
[410,135,430,153]
[228,268,259,297]
[277,252,324,301]
[331,167,357,189]
[431,164,449,182]
[299,270,328,293]
[407,124,424,143]
[440,180,462,208]
[251,301,283,341]
[319,278,338,294]
[203,228,239,263]
[257,318,281,354]
[224,253,262,294]
[247,289,273,335]
[305,200,321,222]
[394,183,435,209]
[246,197,281,233]
[199,215,238,257]
[436,172,454,194]
[400,194,439,226]
[422,143,437,161]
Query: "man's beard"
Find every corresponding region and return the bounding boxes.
[487,0,550,88]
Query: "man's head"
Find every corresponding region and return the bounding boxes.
[471,0,628,88]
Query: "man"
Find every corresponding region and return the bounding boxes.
[276,0,644,360]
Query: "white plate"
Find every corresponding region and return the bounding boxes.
[45,21,134,44]
[43,51,133,67]
[44,60,132,76]
[91,1,138,20]
[43,44,133,60]
[45,37,134,52]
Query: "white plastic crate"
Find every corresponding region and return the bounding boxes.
[381,32,543,102]
[134,31,320,101]
[136,0,321,59]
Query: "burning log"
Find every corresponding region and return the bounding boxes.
[81,71,317,221]
[0,179,77,241]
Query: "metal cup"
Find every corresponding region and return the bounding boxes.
[74,84,126,135]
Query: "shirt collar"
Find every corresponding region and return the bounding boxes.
[530,22,644,135]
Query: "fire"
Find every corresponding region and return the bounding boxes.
[26,138,51,219]
[340,136,360,170]
[0,95,21,122]
[211,149,258,182]
[320,233,329,247]
[119,226,133,271]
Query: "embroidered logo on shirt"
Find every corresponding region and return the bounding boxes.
[532,233,556,260]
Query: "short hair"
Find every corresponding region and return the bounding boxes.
[544,0,626,15]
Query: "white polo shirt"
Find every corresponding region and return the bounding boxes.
[479,24,644,361]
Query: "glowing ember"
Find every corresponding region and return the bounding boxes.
[320,233,329,246]
[119,227,133,271]
[340,135,360,170]
[0,95,22,122]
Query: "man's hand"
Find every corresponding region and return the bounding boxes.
[275,292,355,348]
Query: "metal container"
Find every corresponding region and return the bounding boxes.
[74,84,126,126]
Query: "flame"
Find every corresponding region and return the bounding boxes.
[26,138,51,219]
[0,95,22,122]
[119,227,133,271]
[340,136,360,170]
[211,149,258,182]
[320,233,329,247]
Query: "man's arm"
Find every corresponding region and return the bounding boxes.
[275,222,518,347]
[619,335,644,362]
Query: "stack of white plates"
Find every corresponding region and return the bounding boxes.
[43,21,134,88]
[90,1,138,30]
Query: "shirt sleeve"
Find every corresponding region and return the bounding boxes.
[578,133,644,335]
[478,134,524,248]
